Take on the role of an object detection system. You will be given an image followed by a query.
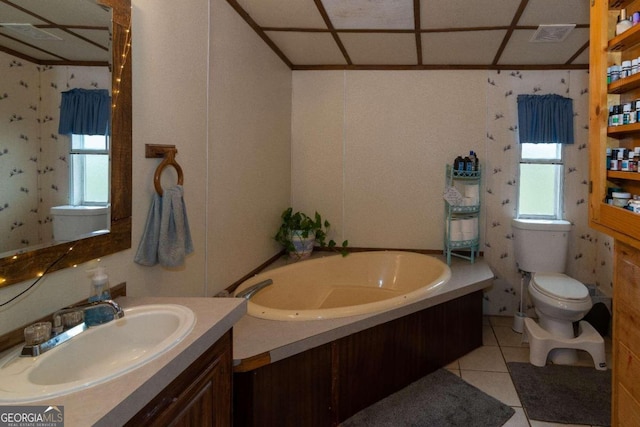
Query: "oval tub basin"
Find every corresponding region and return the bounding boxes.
[234,251,451,321]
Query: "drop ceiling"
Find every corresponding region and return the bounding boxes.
[227,0,590,70]
[0,0,590,70]
[0,0,111,66]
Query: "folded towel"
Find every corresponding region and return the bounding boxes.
[134,185,193,267]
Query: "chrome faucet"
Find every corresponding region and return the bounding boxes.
[53,299,124,328]
[236,279,273,300]
[21,300,125,357]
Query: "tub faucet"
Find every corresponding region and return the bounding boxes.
[21,300,124,357]
[236,279,273,300]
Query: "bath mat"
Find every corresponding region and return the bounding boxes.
[339,369,514,427]
[508,362,611,426]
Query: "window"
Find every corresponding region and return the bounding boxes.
[70,134,109,205]
[517,143,563,219]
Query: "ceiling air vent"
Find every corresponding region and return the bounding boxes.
[529,24,576,43]
[0,24,62,41]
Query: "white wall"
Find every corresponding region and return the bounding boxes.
[292,71,487,248]
[127,0,210,298]
[0,0,291,335]
[209,0,292,290]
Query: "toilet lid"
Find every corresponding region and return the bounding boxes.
[532,273,589,301]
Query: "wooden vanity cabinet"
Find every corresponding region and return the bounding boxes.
[125,330,232,427]
[613,242,640,425]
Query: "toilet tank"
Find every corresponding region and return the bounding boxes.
[50,205,109,242]
[511,219,571,273]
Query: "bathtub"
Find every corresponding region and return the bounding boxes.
[233,251,451,321]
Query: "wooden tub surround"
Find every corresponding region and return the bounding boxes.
[232,257,493,426]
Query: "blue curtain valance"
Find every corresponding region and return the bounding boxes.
[58,88,111,136]
[517,94,574,144]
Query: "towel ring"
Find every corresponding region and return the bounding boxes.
[154,150,184,195]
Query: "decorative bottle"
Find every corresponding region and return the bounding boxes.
[617,9,633,35]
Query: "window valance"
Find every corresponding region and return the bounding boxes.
[517,94,574,144]
[58,89,111,136]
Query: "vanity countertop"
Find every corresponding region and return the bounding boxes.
[11,296,246,427]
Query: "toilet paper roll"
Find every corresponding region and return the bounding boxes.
[459,217,478,241]
[462,231,476,241]
[450,231,464,242]
[464,184,480,199]
[450,219,462,234]
[463,196,477,206]
[460,217,478,233]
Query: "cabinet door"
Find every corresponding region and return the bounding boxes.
[588,0,608,229]
[166,349,231,427]
[613,242,640,427]
[126,331,232,427]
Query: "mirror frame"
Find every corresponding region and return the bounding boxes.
[0,0,132,288]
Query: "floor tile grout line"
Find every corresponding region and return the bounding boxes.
[491,317,532,426]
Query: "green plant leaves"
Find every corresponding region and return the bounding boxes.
[274,207,349,256]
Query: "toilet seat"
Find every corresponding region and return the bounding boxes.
[531,273,589,302]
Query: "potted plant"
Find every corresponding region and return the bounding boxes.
[275,207,348,259]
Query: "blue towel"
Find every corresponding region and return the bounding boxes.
[134,185,193,267]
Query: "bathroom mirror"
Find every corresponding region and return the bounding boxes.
[0,0,132,288]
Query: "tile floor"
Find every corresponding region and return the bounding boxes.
[445,316,612,427]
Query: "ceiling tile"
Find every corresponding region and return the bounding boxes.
[498,28,589,65]
[39,29,108,61]
[0,37,61,61]
[421,30,506,64]
[340,33,417,65]
[518,0,589,26]
[420,0,519,29]
[572,49,589,65]
[0,3,48,25]
[265,31,347,65]
[235,0,326,28]
[8,0,110,27]
[321,0,414,30]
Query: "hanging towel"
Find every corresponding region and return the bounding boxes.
[134,185,194,267]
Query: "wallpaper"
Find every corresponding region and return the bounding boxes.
[482,69,614,317]
[0,51,110,254]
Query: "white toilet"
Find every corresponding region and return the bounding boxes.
[50,205,109,242]
[511,218,606,370]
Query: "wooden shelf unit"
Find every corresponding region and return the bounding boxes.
[590,1,640,425]
[590,0,640,244]
[608,170,640,180]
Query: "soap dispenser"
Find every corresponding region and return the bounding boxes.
[88,266,111,302]
[85,265,113,326]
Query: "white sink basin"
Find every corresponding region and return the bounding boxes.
[0,304,195,403]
